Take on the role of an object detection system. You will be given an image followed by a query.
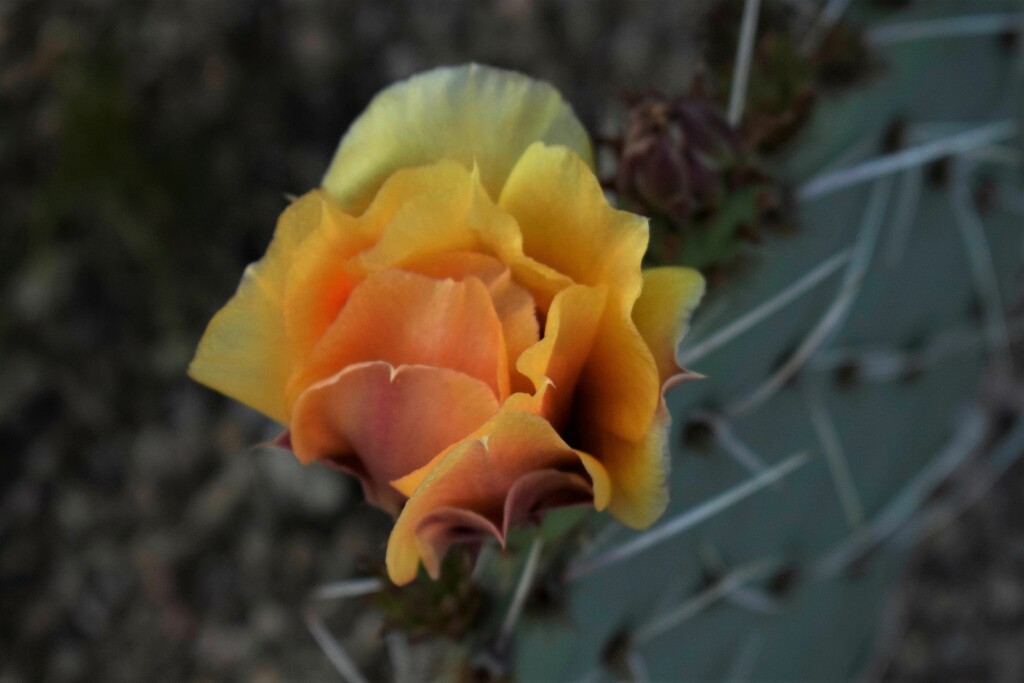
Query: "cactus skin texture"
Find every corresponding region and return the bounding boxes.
[508,1,1024,680]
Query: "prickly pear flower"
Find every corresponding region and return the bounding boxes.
[188,64,704,585]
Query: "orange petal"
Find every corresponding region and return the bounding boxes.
[401,250,508,283]
[413,507,503,579]
[403,251,541,392]
[391,282,608,500]
[574,450,612,511]
[500,469,594,535]
[286,270,508,409]
[188,190,346,424]
[632,267,705,382]
[290,361,498,515]
[283,209,373,363]
[386,412,608,584]
[511,283,607,427]
[411,469,593,580]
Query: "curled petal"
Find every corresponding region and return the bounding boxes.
[581,268,704,529]
[386,412,609,585]
[410,470,594,578]
[355,162,480,270]
[632,267,706,383]
[290,362,498,515]
[413,508,503,579]
[502,469,595,532]
[500,142,666,444]
[323,64,593,213]
[510,283,607,427]
[499,142,649,309]
[578,310,661,444]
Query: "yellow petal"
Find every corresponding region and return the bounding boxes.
[597,415,671,529]
[498,143,649,309]
[512,283,607,426]
[575,450,612,511]
[323,64,593,213]
[577,309,661,444]
[187,191,341,424]
[500,142,667,443]
[632,267,705,382]
[597,269,703,528]
[354,161,478,269]
[356,159,573,315]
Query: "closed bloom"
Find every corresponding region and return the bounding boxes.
[616,90,743,223]
[188,65,704,585]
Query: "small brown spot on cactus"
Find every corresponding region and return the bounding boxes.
[882,118,908,152]
[815,23,873,88]
[900,359,926,385]
[601,629,634,679]
[998,29,1019,53]
[927,156,953,188]
[926,477,956,505]
[767,565,801,598]
[992,408,1019,441]
[967,294,985,324]
[523,554,576,622]
[462,651,511,683]
[760,185,799,235]
[698,565,726,590]
[736,223,762,245]
[592,133,624,152]
[526,576,561,616]
[972,174,998,215]
[727,164,772,189]
[834,360,861,390]
[683,418,716,455]
[703,264,731,289]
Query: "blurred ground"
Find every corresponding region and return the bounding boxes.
[1,0,1021,680]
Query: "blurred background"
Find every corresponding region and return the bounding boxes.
[2,0,1022,680]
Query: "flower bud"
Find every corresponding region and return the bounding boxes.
[615,91,742,224]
